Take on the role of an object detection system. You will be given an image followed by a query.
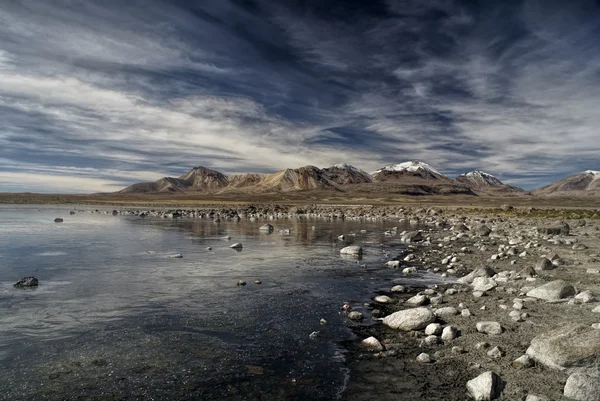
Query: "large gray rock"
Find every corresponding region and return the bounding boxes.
[526,323,600,370]
[466,371,505,401]
[340,246,362,256]
[563,372,600,400]
[382,307,435,331]
[526,280,576,301]
[457,266,496,285]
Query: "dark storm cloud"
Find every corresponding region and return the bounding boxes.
[1,0,600,192]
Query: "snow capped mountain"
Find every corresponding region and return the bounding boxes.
[323,163,372,185]
[371,161,446,180]
[535,169,600,195]
[456,170,504,187]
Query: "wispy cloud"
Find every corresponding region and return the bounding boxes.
[1,0,600,192]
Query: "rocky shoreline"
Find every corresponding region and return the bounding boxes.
[338,207,600,401]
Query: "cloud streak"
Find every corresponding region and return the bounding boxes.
[1,0,600,192]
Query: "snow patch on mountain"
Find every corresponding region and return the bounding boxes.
[457,170,504,186]
[584,170,600,176]
[371,161,442,176]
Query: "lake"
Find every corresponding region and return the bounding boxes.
[0,205,437,400]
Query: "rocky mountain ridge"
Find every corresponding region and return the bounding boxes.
[118,161,600,196]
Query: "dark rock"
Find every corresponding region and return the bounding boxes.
[14,276,39,288]
[54,218,63,223]
[537,221,570,236]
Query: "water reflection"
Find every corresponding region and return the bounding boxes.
[0,206,436,401]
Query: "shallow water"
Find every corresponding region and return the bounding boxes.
[0,205,441,400]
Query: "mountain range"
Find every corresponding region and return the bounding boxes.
[118,161,599,197]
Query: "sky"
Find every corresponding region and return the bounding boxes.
[1,0,600,193]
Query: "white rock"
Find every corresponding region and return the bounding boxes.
[512,354,533,369]
[416,353,431,363]
[424,323,442,335]
[374,295,393,304]
[487,346,504,359]
[466,371,505,401]
[441,325,458,341]
[391,285,406,293]
[434,306,459,319]
[574,291,596,303]
[382,307,435,331]
[168,254,183,258]
[385,260,401,268]
[230,243,243,249]
[526,280,576,301]
[340,245,362,255]
[461,308,472,317]
[563,372,600,401]
[360,336,384,351]
[405,294,428,306]
[476,321,503,335]
[525,395,549,401]
[472,277,498,292]
[402,267,417,274]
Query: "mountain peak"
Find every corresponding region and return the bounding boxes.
[457,170,504,187]
[323,163,372,185]
[371,161,444,178]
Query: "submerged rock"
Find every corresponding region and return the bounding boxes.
[14,276,39,288]
[259,224,274,233]
[340,246,363,256]
[54,218,63,223]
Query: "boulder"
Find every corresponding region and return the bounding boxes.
[466,371,505,401]
[374,295,393,304]
[457,266,496,285]
[340,246,362,256]
[537,221,570,236]
[526,280,576,301]
[382,307,435,331]
[14,276,39,288]
[563,372,600,401]
[526,323,600,370]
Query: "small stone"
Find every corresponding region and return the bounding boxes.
[340,245,362,256]
[416,353,431,363]
[319,319,327,325]
[487,346,505,359]
[374,295,393,304]
[168,254,183,258]
[422,335,439,346]
[574,291,596,303]
[236,280,246,286]
[254,280,262,284]
[424,323,442,336]
[309,331,319,340]
[54,218,63,223]
[230,242,243,249]
[461,309,472,317]
[512,354,533,369]
[476,321,503,335]
[391,285,406,292]
[452,346,466,354]
[405,294,428,306]
[205,247,212,251]
[348,311,363,321]
[476,342,490,350]
[361,336,384,351]
[434,306,459,319]
[441,325,458,342]
[466,371,505,401]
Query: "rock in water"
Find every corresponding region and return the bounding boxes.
[259,224,274,233]
[563,372,600,401]
[466,371,505,401]
[340,246,362,256]
[360,336,384,351]
[168,254,183,258]
[14,276,39,288]
[526,280,576,301]
[526,322,600,370]
[382,307,435,331]
[230,243,243,249]
[54,218,63,223]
